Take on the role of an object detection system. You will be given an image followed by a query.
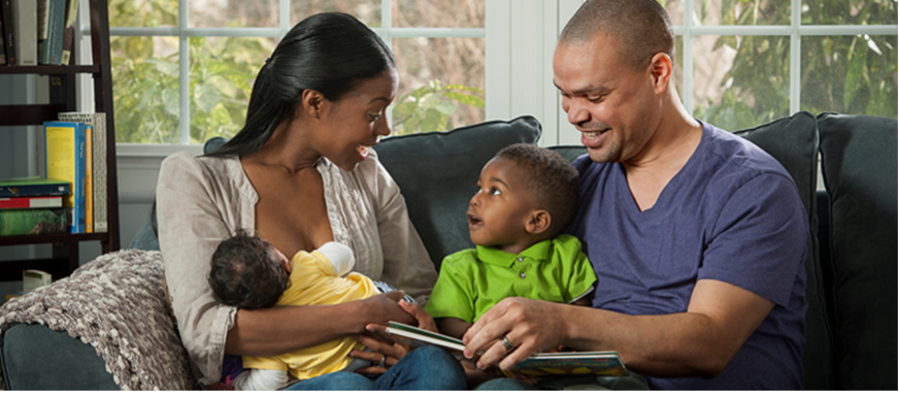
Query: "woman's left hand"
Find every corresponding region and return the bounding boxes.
[350,299,436,374]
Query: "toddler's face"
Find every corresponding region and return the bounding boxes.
[467,157,539,252]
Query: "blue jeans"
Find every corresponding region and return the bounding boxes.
[284,346,467,390]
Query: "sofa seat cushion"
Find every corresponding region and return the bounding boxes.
[374,116,542,268]
[817,112,898,390]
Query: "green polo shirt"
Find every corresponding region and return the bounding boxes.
[424,234,598,323]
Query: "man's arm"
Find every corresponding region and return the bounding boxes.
[463,279,773,378]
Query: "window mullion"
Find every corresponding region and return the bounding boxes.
[279,0,289,37]
[790,0,801,115]
[683,0,694,114]
[179,0,190,145]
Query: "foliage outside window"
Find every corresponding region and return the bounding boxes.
[108,0,485,144]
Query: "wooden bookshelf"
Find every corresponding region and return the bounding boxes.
[0,0,119,282]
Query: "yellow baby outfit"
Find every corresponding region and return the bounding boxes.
[241,242,377,381]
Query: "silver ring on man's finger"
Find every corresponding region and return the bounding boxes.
[378,355,387,368]
[500,335,514,352]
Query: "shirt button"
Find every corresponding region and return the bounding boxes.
[517,257,524,262]
[519,273,526,279]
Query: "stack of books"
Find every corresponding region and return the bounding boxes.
[0,176,69,235]
[0,0,81,66]
[0,112,107,236]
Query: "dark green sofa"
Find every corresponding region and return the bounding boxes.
[1,113,895,390]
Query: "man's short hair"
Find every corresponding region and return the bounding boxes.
[559,0,675,71]
[208,230,290,310]
[496,143,579,237]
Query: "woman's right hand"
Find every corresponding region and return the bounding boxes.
[360,290,416,328]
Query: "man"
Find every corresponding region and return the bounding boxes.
[462,0,808,389]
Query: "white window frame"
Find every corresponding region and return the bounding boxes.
[487,0,897,147]
[75,0,485,157]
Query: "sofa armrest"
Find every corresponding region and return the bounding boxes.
[0,250,197,390]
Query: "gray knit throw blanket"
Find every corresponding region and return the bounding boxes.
[0,249,197,390]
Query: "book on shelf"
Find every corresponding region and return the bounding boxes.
[384,322,630,377]
[1,0,14,65]
[84,124,93,233]
[37,0,64,65]
[59,112,106,232]
[0,208,67,236]
[44,121,86,234]
[59,0,79,65]
[0,176,70,197]
[0,6,6,65]
[0,195,63,209]
[10,0,37,66]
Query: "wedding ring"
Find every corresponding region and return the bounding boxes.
[378,355,387,368]
[500,335,514,352]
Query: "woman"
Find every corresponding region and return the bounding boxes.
[156,12,465,390]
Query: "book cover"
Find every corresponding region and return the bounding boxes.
[11,0,37,66]
[37,0,48,62]
[385,322,629,377]
[59,0,79,65]
[0,176,70,197]
[0,196,63,209]
[38,0,64,64]
[84,125,93,233]
[59,112,106,232]
[0,208,67,236]
[44,121,85,233]
[1,0,15,65]
[0,6,6,64]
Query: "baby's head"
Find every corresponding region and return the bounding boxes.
[208,230,290,310]
[467,143,579,253]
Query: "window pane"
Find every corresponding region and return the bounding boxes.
[802,0,897,25]
[111,36,181,143]
[801,35,898,118]
[696,0,790,25]
[660,0,684,26]
[392,37,485,135]
[188,37,277,144]
[291,0,381,27]
[393,0,484,28]
[693,35,790,131]
[189,0,278,28]
[109,0,177,28]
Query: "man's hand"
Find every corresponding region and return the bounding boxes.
[462,297,569,370]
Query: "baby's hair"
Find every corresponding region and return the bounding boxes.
[208,229,290,310]
[495,143,580,237]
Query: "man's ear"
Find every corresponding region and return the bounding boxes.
[648,52,673,94]
[299,89,326,119]
[525,210,552,235]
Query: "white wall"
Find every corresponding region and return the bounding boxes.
[486,0,583,147]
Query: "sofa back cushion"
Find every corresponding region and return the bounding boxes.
[373,116,542,269]
[817,112,898,390]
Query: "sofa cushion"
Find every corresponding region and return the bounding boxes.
[733,111,834,390]
[817,112,898,390]
[374,116,542,268]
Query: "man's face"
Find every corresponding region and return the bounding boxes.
[553,34,657,164]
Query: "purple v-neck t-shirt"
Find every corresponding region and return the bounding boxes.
[566,122,808,390]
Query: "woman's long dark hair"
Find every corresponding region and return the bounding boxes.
[206,12,396,158]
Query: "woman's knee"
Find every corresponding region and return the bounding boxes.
[285,371,373,390]
[394,346,466,389]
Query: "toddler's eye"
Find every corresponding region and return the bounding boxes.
[491,188,502,196]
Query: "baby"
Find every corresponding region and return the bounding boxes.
[424,143,598,385]
[208,231,407,390]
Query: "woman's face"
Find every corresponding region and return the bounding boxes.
[316,69,398,171]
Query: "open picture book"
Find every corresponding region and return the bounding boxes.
[385,321,630,377]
